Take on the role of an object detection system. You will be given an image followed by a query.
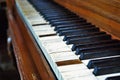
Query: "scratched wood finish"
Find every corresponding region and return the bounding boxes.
[6,0,55,80]
[54,0,120,40]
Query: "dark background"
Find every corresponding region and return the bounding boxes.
[0,1,20,80]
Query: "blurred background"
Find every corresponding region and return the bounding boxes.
[0,1,20,80]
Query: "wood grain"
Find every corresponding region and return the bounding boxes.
[6,0,55,80]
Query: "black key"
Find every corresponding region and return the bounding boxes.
[76,42,120,55]
[37,5,66,9]
[87,57,120,69]
[51,19,86,26]
[54,23,91,30]
[79,48,120,60]
[50,18,85,25]
[46,15,78,21]
[66,34,111,44]
[39,8,69,12]
[106,76,120,80]
[93,65,120,76]
[72,39,119,51]
[59,27,99,36]
[44,14,76,19]
[48,16,80,22]
[43,12,74,17]
[39,8,65,11]
[63,32,106,41]
[43,12,73,15]
[40,10,66,13]
[41,7,69,10]
[40,10,72,15]
[57,25,95,33]
[49,17,82,21]
[49,17,84,24]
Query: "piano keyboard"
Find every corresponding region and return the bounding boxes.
[16,0,120,80]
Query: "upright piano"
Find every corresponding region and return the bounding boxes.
[6,0,120,80]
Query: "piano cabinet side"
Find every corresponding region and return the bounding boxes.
[6,0,55,80]
[54,0,120,40]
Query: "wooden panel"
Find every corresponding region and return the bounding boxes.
[54,0,120,40]
[6,0,55,80]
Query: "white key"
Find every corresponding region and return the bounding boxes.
[32,25,53,31]
[40,42,71,54]
[50,52,79,62]
[66,75,97,80]
[59,36,65,40]
[27,15,48,25]
[58,64,87,72]
[21,7,37,13]
[40,36,63,43]
[34,28,56,36]
[97,73,120,80]
[39,35,71,54]
[67,44,74,49]
[33,25,56,36]
[17,0,48,25]
[58,64,97,80]
[26,13,41,18]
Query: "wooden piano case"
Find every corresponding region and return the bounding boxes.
[6,0,120,80]
[6,0,55,80]
[54,0,120,40]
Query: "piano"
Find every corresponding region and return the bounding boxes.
[6,0,120,80]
